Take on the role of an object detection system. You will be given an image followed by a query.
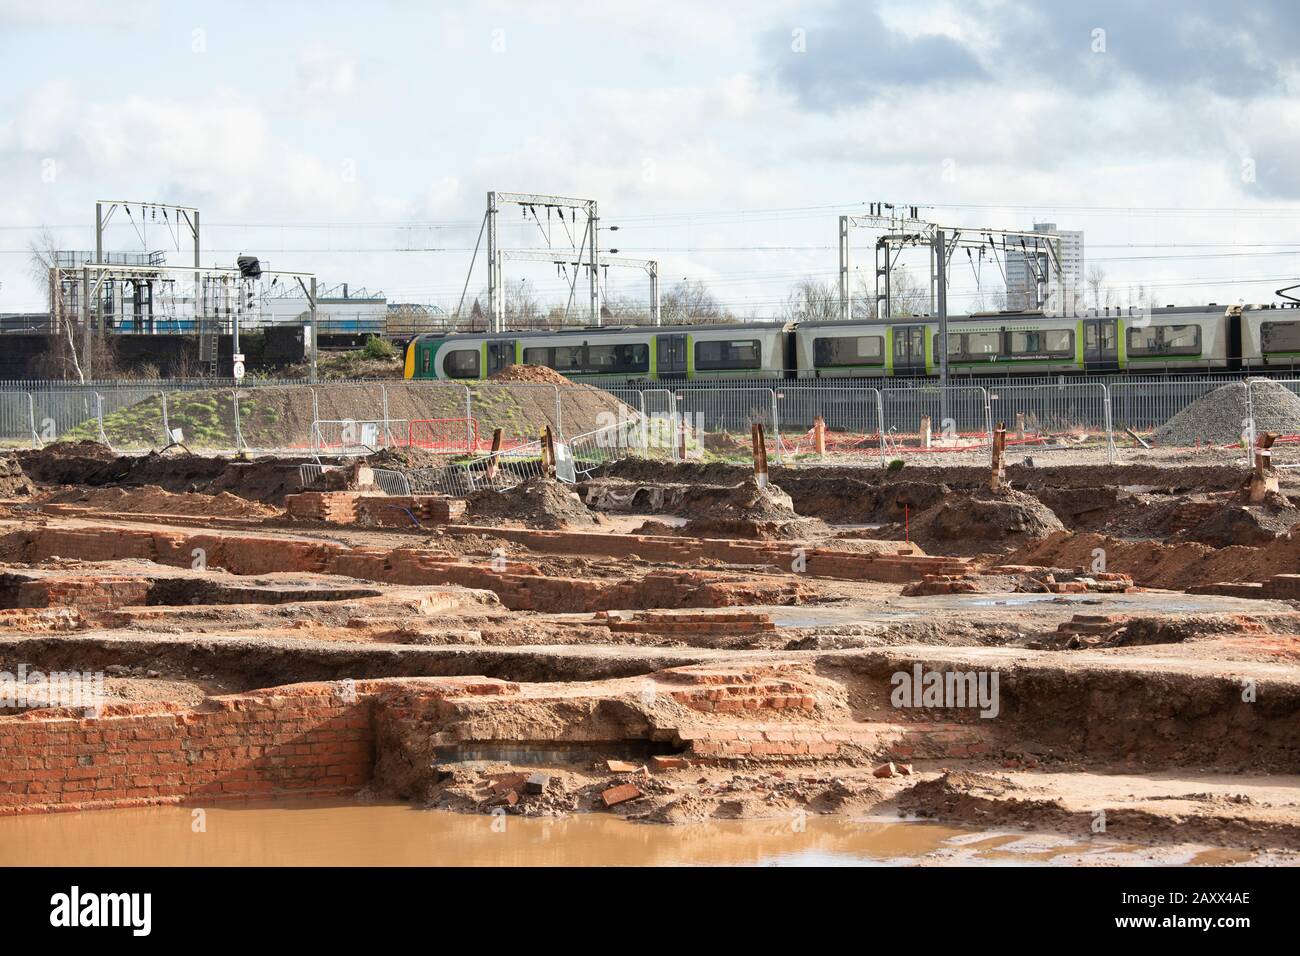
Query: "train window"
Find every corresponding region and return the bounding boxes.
[588,343,649,373]
[553,345,584,370]
[695,339,761,370]
[523,343,649,373]
[1127,324,1201,356]
[813,335,884,366]
[1262,321,1300,352]
[1164,325,1200,353]
[1009,329,1073,357]
[1127,326,1160,354]
[931,333,965,357]
[421,347,431,373]
[444,349,481,379]
[966,331,1001,356]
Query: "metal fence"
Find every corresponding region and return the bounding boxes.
[3,375,1292,473]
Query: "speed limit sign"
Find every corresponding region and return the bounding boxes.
[233,353,246,380]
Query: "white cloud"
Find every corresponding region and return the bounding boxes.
[297,44,358,102]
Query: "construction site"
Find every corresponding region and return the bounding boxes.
[1,360,1298,868]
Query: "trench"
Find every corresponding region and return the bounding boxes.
[0,633,711,690]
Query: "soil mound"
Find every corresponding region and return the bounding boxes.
[1177,494,1300,548]
[678,478,800,521]
[46,485,278,519]
[1004,529,1300,589]
[0,454,34,497]
[1155,379,1300,445]
[895,487,1065,553]
[488,364,571,386]
[84,374,634,453]
[466,476,598,529]
[17,445,308,505]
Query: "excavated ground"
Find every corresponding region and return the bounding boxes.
[1,444,1298,862]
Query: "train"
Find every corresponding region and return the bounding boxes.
[402,302,1300,382]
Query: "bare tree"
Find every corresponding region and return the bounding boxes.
[27,230,85,382]
[783,277,839,321]
[661,279,727,325]
[1086,265,1108,311]
[843,266,931,319]
[503,278,541,327]
[885,265,929,318]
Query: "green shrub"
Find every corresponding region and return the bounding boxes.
[362,336,396,360]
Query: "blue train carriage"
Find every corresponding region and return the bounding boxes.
[404,322,793,382]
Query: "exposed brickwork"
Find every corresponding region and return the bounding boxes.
[286,492,466,526]
[676,720,991,761]
[0,683,374,816]
[2,662,1004,815]
[1192,573,1300,600]
[443,525,970,583]
[19,525,807,612]
[0,572,150,610]
[591,609,777,636]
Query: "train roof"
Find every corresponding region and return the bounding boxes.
[798,304,1244,330]
[408,304,1291,345]
[411,321,793,342]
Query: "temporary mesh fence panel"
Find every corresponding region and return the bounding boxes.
[408,418,479,454]
[371,468,413,496]
[158,388,239,452]
[467,383,562,448]
[986,382,1113,465]
[311,383,387,439]
[878,385,990,463]
[234,385,318,454]
[382,383,473,449]
[568,415,671,479]
[1109,379,1251,464]
[311,419,394,458]
[773,385,883,460]
[96,388,167,453]
[453,439,547,494]
[672,387,779,464]
[0,392,35,447]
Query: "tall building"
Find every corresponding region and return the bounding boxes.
[1004,222,1084,311]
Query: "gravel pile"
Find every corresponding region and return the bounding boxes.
[1155,379,1300,445]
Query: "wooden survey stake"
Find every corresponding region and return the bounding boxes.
[990,421,1007,491]
[484,427,504,481]
[752,423,769,488]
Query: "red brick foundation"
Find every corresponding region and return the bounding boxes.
[0,683,373,816]
[19,525,810,612]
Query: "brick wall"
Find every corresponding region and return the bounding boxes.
[19,525,808,612]
[0,683,373,816]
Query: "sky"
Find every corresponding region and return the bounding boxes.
[2,0,1300,317]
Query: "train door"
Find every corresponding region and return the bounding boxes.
[656,334,687,379]
[1083,319,1118,371]
[892,325,926,376]
[1227,312,1242,372]
[487,340,516,376]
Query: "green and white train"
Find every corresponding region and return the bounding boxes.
[404,303,1300,382]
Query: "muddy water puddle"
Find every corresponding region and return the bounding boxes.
[0,799,1253,867]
